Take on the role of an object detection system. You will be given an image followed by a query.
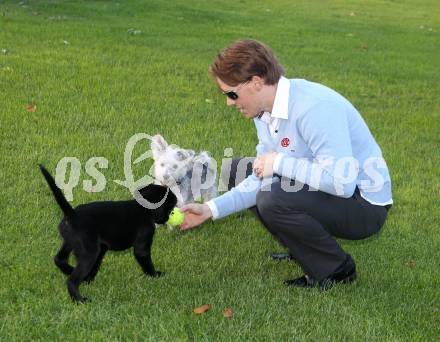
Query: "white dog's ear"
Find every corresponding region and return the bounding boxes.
[176,149,195,161]
[151,135,168,159]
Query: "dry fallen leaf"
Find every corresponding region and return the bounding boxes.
[223,307,233,318]
[193,304,211,314]
[406,260,416,268]
[26,104,37,112]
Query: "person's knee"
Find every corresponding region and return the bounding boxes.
[256,183,313,225]
[256,188,276,217]
[256,189,308,240]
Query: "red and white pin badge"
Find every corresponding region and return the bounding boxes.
[281,137,290,147]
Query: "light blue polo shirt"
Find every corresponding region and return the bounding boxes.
[207,77,393,220]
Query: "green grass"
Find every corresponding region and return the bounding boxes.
[1,0,439,340]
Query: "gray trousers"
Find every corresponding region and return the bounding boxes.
[222,158,390,281]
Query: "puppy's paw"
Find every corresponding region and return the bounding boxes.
[151,271,165,278]
[74,297,90,304]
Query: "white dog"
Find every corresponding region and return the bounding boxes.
[151,135,218,207]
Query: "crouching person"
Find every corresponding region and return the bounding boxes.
[180,39,392,290]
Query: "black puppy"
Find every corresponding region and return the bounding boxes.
[39,165,177,303]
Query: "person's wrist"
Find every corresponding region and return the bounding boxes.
[205,200,219,219]
[273,152,283,174]
[203,203,213,219]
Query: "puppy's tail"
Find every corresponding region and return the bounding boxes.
[39,164,75,218]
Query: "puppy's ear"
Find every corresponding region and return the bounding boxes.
[138,183,167,204]
[151,135,168,159]
[176,149,195,161]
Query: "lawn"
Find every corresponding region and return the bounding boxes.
[1,0,439,340]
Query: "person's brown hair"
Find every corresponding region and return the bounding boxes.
[209,39,284,86]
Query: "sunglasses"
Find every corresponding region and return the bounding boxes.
[222,81,249,100]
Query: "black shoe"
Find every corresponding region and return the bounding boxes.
[284,275,317,288]
[270,252,295,262]
[284,254,357,290]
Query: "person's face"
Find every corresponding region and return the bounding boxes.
[216,77,262,119]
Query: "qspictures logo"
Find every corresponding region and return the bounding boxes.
[52,133,389,209]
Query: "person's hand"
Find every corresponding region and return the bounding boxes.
[180,203,213,230]
[253,152,278,178]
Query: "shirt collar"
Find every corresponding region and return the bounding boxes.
[258,112,271,124]
[270,76,290,120]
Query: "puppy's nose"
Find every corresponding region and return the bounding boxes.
[163,174,169,180]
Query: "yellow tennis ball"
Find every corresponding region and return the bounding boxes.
[166,208,185,226]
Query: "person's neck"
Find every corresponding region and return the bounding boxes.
[259,83,278,114]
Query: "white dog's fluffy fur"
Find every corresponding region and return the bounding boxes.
[151,135,217,207]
